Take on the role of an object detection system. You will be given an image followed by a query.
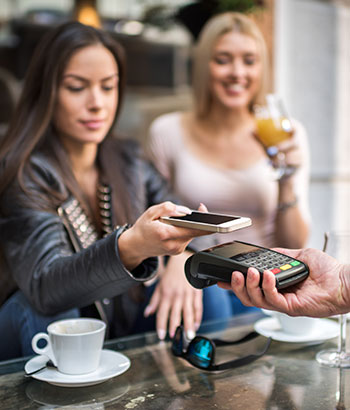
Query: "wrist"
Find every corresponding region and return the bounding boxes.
[277,197,299,212]
[117,225,146,270]
[278,177,297,205]
[278,175,295,193]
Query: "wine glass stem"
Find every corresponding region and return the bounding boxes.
[336,368,345,409]
[338,314,347,354]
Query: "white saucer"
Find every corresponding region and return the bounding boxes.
[25,349,130,387]
[254,317,339,343]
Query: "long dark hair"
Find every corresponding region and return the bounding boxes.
[0,22,133,225]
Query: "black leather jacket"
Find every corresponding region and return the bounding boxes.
[0,139,175,329]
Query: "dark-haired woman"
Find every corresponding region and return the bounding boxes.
[0,22,205,359]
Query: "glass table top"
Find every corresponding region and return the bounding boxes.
[0,311,348,409]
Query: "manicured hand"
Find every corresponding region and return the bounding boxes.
[144,251,202,340]
[118,202,207,271]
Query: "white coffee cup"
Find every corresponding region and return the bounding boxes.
[31,318,106,375]
[276,313,318,335]
[263,309,317,335]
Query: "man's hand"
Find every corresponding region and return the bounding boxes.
[219,247,349,318]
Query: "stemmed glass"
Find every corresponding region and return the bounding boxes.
[254,94,295,180]
[316,231,350,368]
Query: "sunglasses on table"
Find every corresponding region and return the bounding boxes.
[171,325,271,371]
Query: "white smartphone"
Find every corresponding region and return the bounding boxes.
[160,211,252,233]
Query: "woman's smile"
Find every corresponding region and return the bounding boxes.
[79,118,106,130]
[209,31,262,110]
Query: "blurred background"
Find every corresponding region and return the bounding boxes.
[0,0,349,249]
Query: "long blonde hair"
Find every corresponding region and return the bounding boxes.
[192,12,269,118]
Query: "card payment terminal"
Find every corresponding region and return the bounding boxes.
[185,241,309,290]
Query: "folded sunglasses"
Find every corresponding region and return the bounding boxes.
[172,325,271,371]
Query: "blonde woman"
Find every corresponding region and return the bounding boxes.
[147,12,310,322]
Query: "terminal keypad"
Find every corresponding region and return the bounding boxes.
[231,249,301,274]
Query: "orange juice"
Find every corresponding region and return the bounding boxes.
[255,117,293,147]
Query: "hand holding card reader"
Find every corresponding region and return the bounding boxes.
[185,241,309,290]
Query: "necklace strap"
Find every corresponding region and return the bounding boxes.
[97,183,113,237]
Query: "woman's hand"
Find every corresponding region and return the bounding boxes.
[144,251,203,340]
[269,136,302,180]
[118,201,208,272]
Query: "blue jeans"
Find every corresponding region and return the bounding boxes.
[199,286,259,333]
[0,291,79,360]
[131,283,259,335]
[202,285,259,320]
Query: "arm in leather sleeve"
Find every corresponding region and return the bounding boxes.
[0,209,158,315]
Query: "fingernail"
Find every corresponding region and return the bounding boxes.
[267,146,278,156]
[194,322,200,331]
[186,330,196,340]
[232,273,239,284]
[175,205,192,215]
[144,306,152,317]
[157,329,166,340]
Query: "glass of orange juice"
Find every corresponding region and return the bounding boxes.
[254,94,295,180]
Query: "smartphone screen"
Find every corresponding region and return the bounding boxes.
[161,211,251,233]
[168,212,241,225]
